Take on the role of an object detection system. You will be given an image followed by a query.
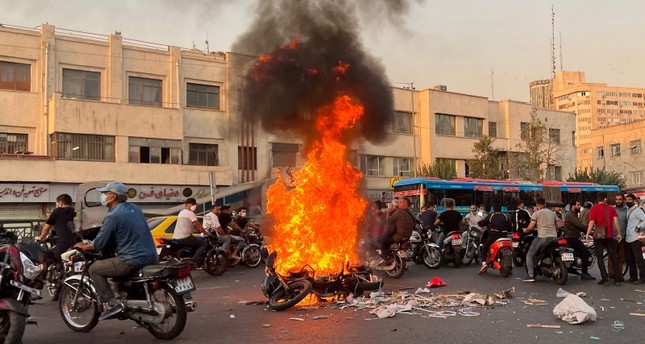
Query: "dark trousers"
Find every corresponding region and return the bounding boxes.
[625,240,645,282]
[481,230,506,262]
[89,257,139,303]
[608,239,626,280]
[594,238,620,281]
[567,237,591,274]
[377,235,395,259]
[176,235,208,261]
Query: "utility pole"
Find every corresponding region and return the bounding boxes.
[410,82,417,177]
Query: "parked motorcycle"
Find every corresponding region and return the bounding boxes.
[525,237,570,285]
[562,234,596,275]
[405,225,442,269]
[0,231,45,344]
[461,226,482,266]
[58,249,193,340]
[158,232,228,276]
[511,231,533,267]
[261,251,382,311]
[480,235,513,277]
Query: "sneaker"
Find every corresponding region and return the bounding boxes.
[614,281,621,286]
[99,303,124,321]
[597,279,609,286]
[523,276,535,282]
[478,263,488,275]
[581,273,596,281]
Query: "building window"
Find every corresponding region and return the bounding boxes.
[272,143,298,167]
[393,157,411,177]
[596,146,604,159]
[463,117,483,138]
[128,76,162,106]
[548,128,560,144]
[0,61,30,91]
[188,143,219,166]
[392,111,412,134]
[62,69,100,100]
[630,171,643,185]
[520,122,529,140]
[572,131,576,146]
[128,137,181,164]
[360,155,385,176]
[51,133,114,161]
[631,140,642,155]
[0,133,28,154]
[186,83,220,109]
[610,143,621,157]
[435,114,455,136]
[488,122,497,138]
[238,146,257,170]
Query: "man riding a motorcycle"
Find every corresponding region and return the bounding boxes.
[202,204,232,255]
[73,181,159,321]
[563,200,596,280]
[377,197,415,265]
[434,199,464,248]
[477,204,511,274]
[523,197,560,282]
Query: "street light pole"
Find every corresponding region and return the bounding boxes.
[410,82,417,177]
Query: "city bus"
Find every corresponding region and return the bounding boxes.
[392,177,620,214]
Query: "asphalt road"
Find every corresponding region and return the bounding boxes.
[23,260,645,344]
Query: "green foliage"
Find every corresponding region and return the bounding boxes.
[468,136,503,179]
[567,167,626,189]
[417,158,457,180]
[510,108,558,182]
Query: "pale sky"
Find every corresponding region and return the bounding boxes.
[2,0,643,101]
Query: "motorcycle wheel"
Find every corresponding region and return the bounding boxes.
[59,279,100,332]
[269,280,312,311]
[46,262,64,297]
[0,311,27,344]
[512,249,525,267]
[422,246,442,269]
[204,250,228,276]
[146,283,187,340]
[242,245,262,268]
[385,254,405,279]
[462,242,477,266]
[552,257,569,285]
[602,252,628,277]
[500,249,513,278]
[453,249,462,268]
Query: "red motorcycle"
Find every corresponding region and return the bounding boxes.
[480,235,513,277]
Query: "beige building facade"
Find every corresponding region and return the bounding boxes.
[590,120,645,189]
[551,71,645,170]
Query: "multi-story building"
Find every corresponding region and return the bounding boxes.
[529,79,553,110]
[551,71,645,170]
[0,23,576,219]
[590,120,645,189]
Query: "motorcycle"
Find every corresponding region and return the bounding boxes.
[480,234,513,277]
[362,239,407,279]
[228,227,265,269]
[158,231,228,276]
[0,231,45,344]
[525,237,570,285]
[58,249,193,340]
[261,251,382,311]
[405,225,442,269]
[511,231,533,267]
[433,228,465,268]
[563,234,596,275]
[461,226,482,266]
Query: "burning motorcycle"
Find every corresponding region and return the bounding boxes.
[525,237,570,285]
[0,231,45,344]
[158,231,228,276]
[480,235,513,277]
[58,249,193,340]
[262,251,382,311]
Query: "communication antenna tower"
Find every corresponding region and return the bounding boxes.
[551,4,556,79]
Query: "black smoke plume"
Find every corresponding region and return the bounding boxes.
[233,0,419,146]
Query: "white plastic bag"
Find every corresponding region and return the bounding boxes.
[553,294,597,324]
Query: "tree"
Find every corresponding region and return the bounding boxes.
[417,158,457,180]
[567,167,626,189]
[510,108,559,182]
[468,136,503,179]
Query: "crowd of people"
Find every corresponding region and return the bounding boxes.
[366,192,645,285]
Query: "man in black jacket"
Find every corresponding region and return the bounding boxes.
[477,204,511,274]
[512,201,531,233]
[564,200,595,280]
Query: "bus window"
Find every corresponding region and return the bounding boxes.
[580,191,596,204]
[444,189,474,211]
[503,191,520,210]
[519,190,538,206]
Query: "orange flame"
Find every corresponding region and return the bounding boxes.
[267,95,367,276]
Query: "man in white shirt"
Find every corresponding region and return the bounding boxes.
[202,204,232,256]
[173,198,213,264]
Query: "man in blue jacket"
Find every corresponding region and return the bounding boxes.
[74,181,158,320]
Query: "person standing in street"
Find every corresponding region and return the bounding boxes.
[563,200,595,280]
[523,197,559,282]
[586,192,622,286]
[512,200,531,233]
[609,194,628,281]
[623,194,645,284]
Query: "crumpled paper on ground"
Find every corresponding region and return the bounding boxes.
[556,288,586,298]
[553,294,597,324]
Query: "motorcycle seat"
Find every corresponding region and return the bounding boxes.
[495,238,511,243]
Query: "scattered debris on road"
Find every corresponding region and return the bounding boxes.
[553,293,597,324]
[526,324,561,329]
